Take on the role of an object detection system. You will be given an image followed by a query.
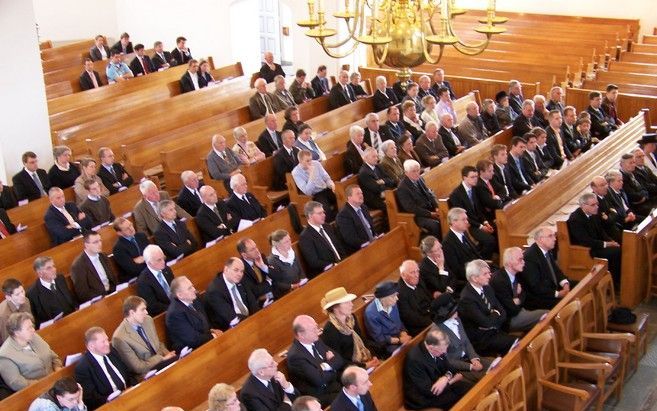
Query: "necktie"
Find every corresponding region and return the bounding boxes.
[372,132,380,151]
[311,343,323,360]
[253,264,264,283]
[141,57,149,74]
[649,153,657,169]
[231,285,249,316]
[356,208,374,240]
[319,227,341,261]
[0,220,9,238]
[544,252,558,285]
[156,271,171,295]
[262,94,273,114]
[136,325,156,355]
[512,277,519,298]
[59,207,79,227]
[267,381,275,393]
[270,131,279,149]
[129,236,140,253]
[103,356,126,390]
[466,188,474,204]
[356,397,365,411]
[485,180,496,196]
[109,165,117,179]
[481,291,492,312]
[242,195,250,205]
[31,172,46,196]
[50,282,56,291]
[89,71,99,88]
[515,158,528,184]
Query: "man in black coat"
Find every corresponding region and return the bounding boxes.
[287,315,345,407]
[620,152,655,216]
[241,348,299,411]
[545,111,572,169]
[419,236,456,297]
[259,51,286,83]
[75,327,134,410]
[396,160,441,237]
[506,137,535,195]
[442,208,484,293]
[0,183,17,210]
[511,100,534,137]
[151,41,177,71]
[491,144,519,202]
[0,208,16,237]
[328,71,354,110]
[27,256,77,328]
[522,133,549,183]
[397,260,433,336]
[112,217,150,282]
[204,258,260,331]
[136,245,174,316]
[587,91,614,139]
[331,366,378,411]
[44,187,92,245]
[79,59,104,91]
[474,159,505,223]
[97,148,133,195]
[336,185,378,256]
[298,201,346,278]
[237,238,274,305]
[358,148,395,212]
[12,151,51,201]
[179,60,206,93]
[175,171,204,217]
[111,33,133,54]
[170,36,192,65]
[273,130,300,191]
[153,200,198,261]
[226,174,267,222]
[372,77,399,112]
[311,65,330,97]
[128,44,155,76]
[257,114,284,157]
[344,129,367,176]
[196,185,234,243]
[567,193,622,282]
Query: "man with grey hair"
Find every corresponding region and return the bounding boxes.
[373,75,398,112]
[458,101,489,146]
[133,179,190,236]
[226,173,266,223]
[590,175,623,243]
[508,79,524,115]
[512,99,535,137]
[259,51,285,83]
[631,147,657,202]
[329,70,354,109]
[241,348,299,410]
[136,244,174,316]
[27,256,77,327]
[153,199,197,261]
[195,185,233,242]
[442,207,482,293]
[457,260,516,355]
[97,147,133,195]
[364,112,393,152]
[397,259,434,336]
[344,125,367,175]
[206,134,245,192]
[417,75,434,100]
[491,247,548,332]
[438,112,465,156]
[257,114,283,158]
[604,170,640,235]
[546,86,565,114]
[274,74,296,108]
[567,192,622,282]
[414,121,449,168]
[292,396,323,411]
[176,170,203,216]
[249,77,283,119]
[397,159,441,237]
[298,201,345,277]
[358,147,394,211]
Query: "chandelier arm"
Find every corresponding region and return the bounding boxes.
[422,40,445,65]
[452,36,492,56]
[372,44,390,65]
[317,38,361,58]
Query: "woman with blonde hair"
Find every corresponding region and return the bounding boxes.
[267,229,307,299]
[208,383,242,411]
[73,158,109,204]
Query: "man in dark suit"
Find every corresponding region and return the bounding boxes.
[310,65,330,98]
[457,260,516,356]
[534,128,556,170]
[506,136,535,194]
[442,208,483,293]
[288,315,345,407]
[111,32,133,55]
[328,71,354,110]
[153,200,198,261]
[491,144,519,202]
[419,236,456,297]
[331,366,378,411]
[151,41,177,71]
[12,151,51,201]
[0,182,17,210]
[363,112,394,149]
[415,122,450,168]
[128,44,154,76]
[137,245,174,316]
[620,152,655,216]
[403,328,472,410]
[0,208,16,238]
[508,80,524,116]
[522,133,549,183]
[44,187,92,245]
[259,51,286,83]
[166,276,220,351]
[299,201,345,278]
[71,232,118,303]
[79,59,104,91]
[97,147,133,195]
[633,147,657,198]
[587,91,614,139]
[179,59,206,93]
[567,193,622,282]
[344,126,367,176]
[474,159,504,223]
[205,258,260,330]
[358,148,395,211]
[175,170,203,216]
[372,76,399,112]
[75,327,134,410]
[196,185,234,243]
[396,160,441,237]
[438,114,465,157]
[257,114,284,158]
[384,106,407,143]
[601,173,637,241]
[170,36,192,65]
[237,238,274,305]
[511,99,534,137]
[89,35,110,61]
[241,348,299,411]
[336,185,378,255]
[545,110,572,169]
[397,260,434,336]
[273,130,300,191]
[226,173,267,222]
[111,217,150,282]
[447,166,497,260]
[430,68,456,100]
[417,75,436,101]
[27,256,77,328]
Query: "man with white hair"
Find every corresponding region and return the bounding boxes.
[441,207,482,293]
[458,102,489,146]
[195,185,234,242]
[329,70,354,110]
[511,99,535,137]
[259,51,285,83]
[344,125,368,175]
[249,78,283,119]
[438,113,465,156]
[257,114,284,158]
[206,134,245,192]
[112,217,151,281]
[396,159,441,237]
[176,170,203,216]
[414,121,449,168]
[226,173,266,223]
[363,112,393,152]
[417,75,435,100]
[153,199,198,261]
[132,179,190,236]
[358,147,395,211]
[397,259,434,336]
[373,75,399,112]
[241,348,299,410]
[457,260,516,356]
[136,245,174,316]
[546,86,565,114]
[508,80,524,116]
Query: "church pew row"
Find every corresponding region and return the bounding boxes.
[40,39,95,61]
[566,87,657,125]
[581,79,657,97]
[7,187,75,228]
[620,51,657,64]
[495,110,649,281]
[596,70,657,87]
[631,43,657,54]
[607,60,657,75]
[45,81,74,100]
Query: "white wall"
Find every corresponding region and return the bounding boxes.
[33,0,117,43]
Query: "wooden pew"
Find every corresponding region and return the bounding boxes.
[7,187,75,228]
[566,86,657,123]
[607,60,657,75]
[45,81,74,100]
[596,70,657,86]
[41,39,95,61]
[581,79,657,97]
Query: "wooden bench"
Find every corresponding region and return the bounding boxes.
[7,187,75,228]
[40,39,95,61]
[581,79,657,97]
[565,87,657,124]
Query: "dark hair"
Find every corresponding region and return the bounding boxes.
[511,136,527,146]
[295,69,306,77]
[134,43,144,51]
[110,50,122,57]
[122,295,146,317]
[236,238,253,254]
[120,32,130,40]
[83,231,100,243]
[2,278,22,296]
[476,159,493,172]
[51,377,81,398]
[84,58,93,64]
[176,36,187,44]
[523,132,536,141]
[317,65,327,72]
[461,165,477,177]
[284,106,298,121]
[298,124,312,134]
[21,151,37,164]
[589,91,602,100]
[606,84,619,92]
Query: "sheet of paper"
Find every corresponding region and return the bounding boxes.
[65,353,83,366]
[237,219,254,232]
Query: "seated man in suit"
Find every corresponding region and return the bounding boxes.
[397,260,433,336]
[419,236,456,298]
[12,151,51,201]
[259,51,285,83]
[522,132,549,183]
[447,166,496,259]
[179,59,206,93]
[106,51,134,83]
[490,144,518,203]
[533,127,557,170]
[385,106,409,143]
[396,159,441,237]
[112,217,150,282]
[75,326,134,410]
[601,84,623,128]
[257,114,284,158]
[97,147,133,195]
[205,257,260,331]
[403,328,472,410]
[0,279,32,344]
[226,173,267,223]
[292,150,338,221]
[598,173,633,242]
[299,201,345,278]
[44,187,92,245]
[431,68,456,99]
[331,366,378,411]
[458,102,489,146]
[166,276,221,351]
[79,58,104,91]
[491,247,548,332]
[587,91,614,140]
[507,80,524,117]
[71,231,118,303]
[206,134,246,192]
[620,152,655,216]
[151,40,176,70]
[294,124,327,161]
[336,184,378,255]
[289,69,316,104]
[112,296,177,380]
[328,70,355,110]
[349,72,369,100]
[522,226,571,310]
[401,82,423,113]
[506,136,535,195]
[176,170,203,216]
[417,75,436,100]
[344,125,367,176]
[288,315,345,407]
[90,34,110,61]
[633,147,657,198]
[474,159,504,222]
[137,245,174,316]
[438,113,465,156]
[567,193,622,283]
[79,180,114,228]
[171,36,192,65]
[545,110,572,169]
[0,207,17,238]
[311,65,331,97]
[457,260,516,356]
[196,185,234,242]
[133,180,191,236]
[415,121,450,168]
[358,147,395,212]
[442,207,483,293]
[273,130,300,191]
[111,32,133,54]
[511,99,535,137]
[372,75,399,113]
[363,112,393,151]
[237,238,274,305]
[27,256,77,328]
[241,348,299,410]
[128,44,154,76]
[275,72,298,108]
[153,199,198,261]
[250,78,284,119]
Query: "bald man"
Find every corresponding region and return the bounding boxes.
[259,51,285,83]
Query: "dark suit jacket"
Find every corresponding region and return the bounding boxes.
[545,127,572,166]
[89,45,110,62]
[457,283,507,343]
[195,202,234,242]
[397,279,433,336]
[0,186,17,210]
[96,163,133,195]
[165,298,212,351]
[506,154,533,193]
[267,254,306,299]
[348,83,368,98]
[521,243,567,310]
[0,208,16,235]
[419,257,454,295]
[385,121,406,143]
[257,129,284,157]
[170,48,192,65]
[226,192,266,221]
[71,252,118,302]
[259,62,285,83]
[442,230,481,292]
[363,127,394,147]
[431,81,456,99]
[287,339,344,399]
[44,202,92,245]
[180,71,206,93]
[357,164,393,211]
[336,203,376,255]
[511,114,532,137]
[403,342,456,410]
[343,141,365,176]
[328,84,353,109]
[621,169,650,206]
[396,177,438,220]
[12,168,51,201]
[177,187,203,217]
[536,145,556,170]
[474,178,503,222]
[635,166,657,197]
[204,274,260,330]
[509,93,524,116]
[112,233,150,282]
[111,41,133,54]
[605,189,631,225]
[151,51,176,70]
[311,76,330,97]
[567,208,611,253]
[27,274,76,327]
[153,219,198,261]
[490,268,524,320]
[491,164,518,202]
[331,390,378,411]
[372,88,399,112]
[137,267,174,316]
[448,184,487,227]
[129,55,154,76]
[438,126,462,157]
[298,225,345,277]
[241,258,274,302]
[241,373,299,411]
[75,348,132,410]
[587,106,612,139]
[522,151,547,183]
[79,70,103,91]
[273,147,299,190]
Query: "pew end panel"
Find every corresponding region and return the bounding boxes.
[556,220,598,281]
[384,189,420,247]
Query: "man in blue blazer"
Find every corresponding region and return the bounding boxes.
[336,185,378,255]
[44,187,92,245]
[152,200,198,261]
[330,366,378,411]
[111,217,150,282]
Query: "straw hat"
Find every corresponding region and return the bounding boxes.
[321,287,356,311]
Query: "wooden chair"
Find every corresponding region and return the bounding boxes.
[554,299,629,410]
[526,328,603,411]
[474,390,502,411]
[595,272,648,371]
[497,366,526,411]
[645,227,657,299]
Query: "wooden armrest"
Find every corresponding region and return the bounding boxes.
[566,349,614,364]
[539,379,589,400]
[584,332,635,343]
[558,360,612,372]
